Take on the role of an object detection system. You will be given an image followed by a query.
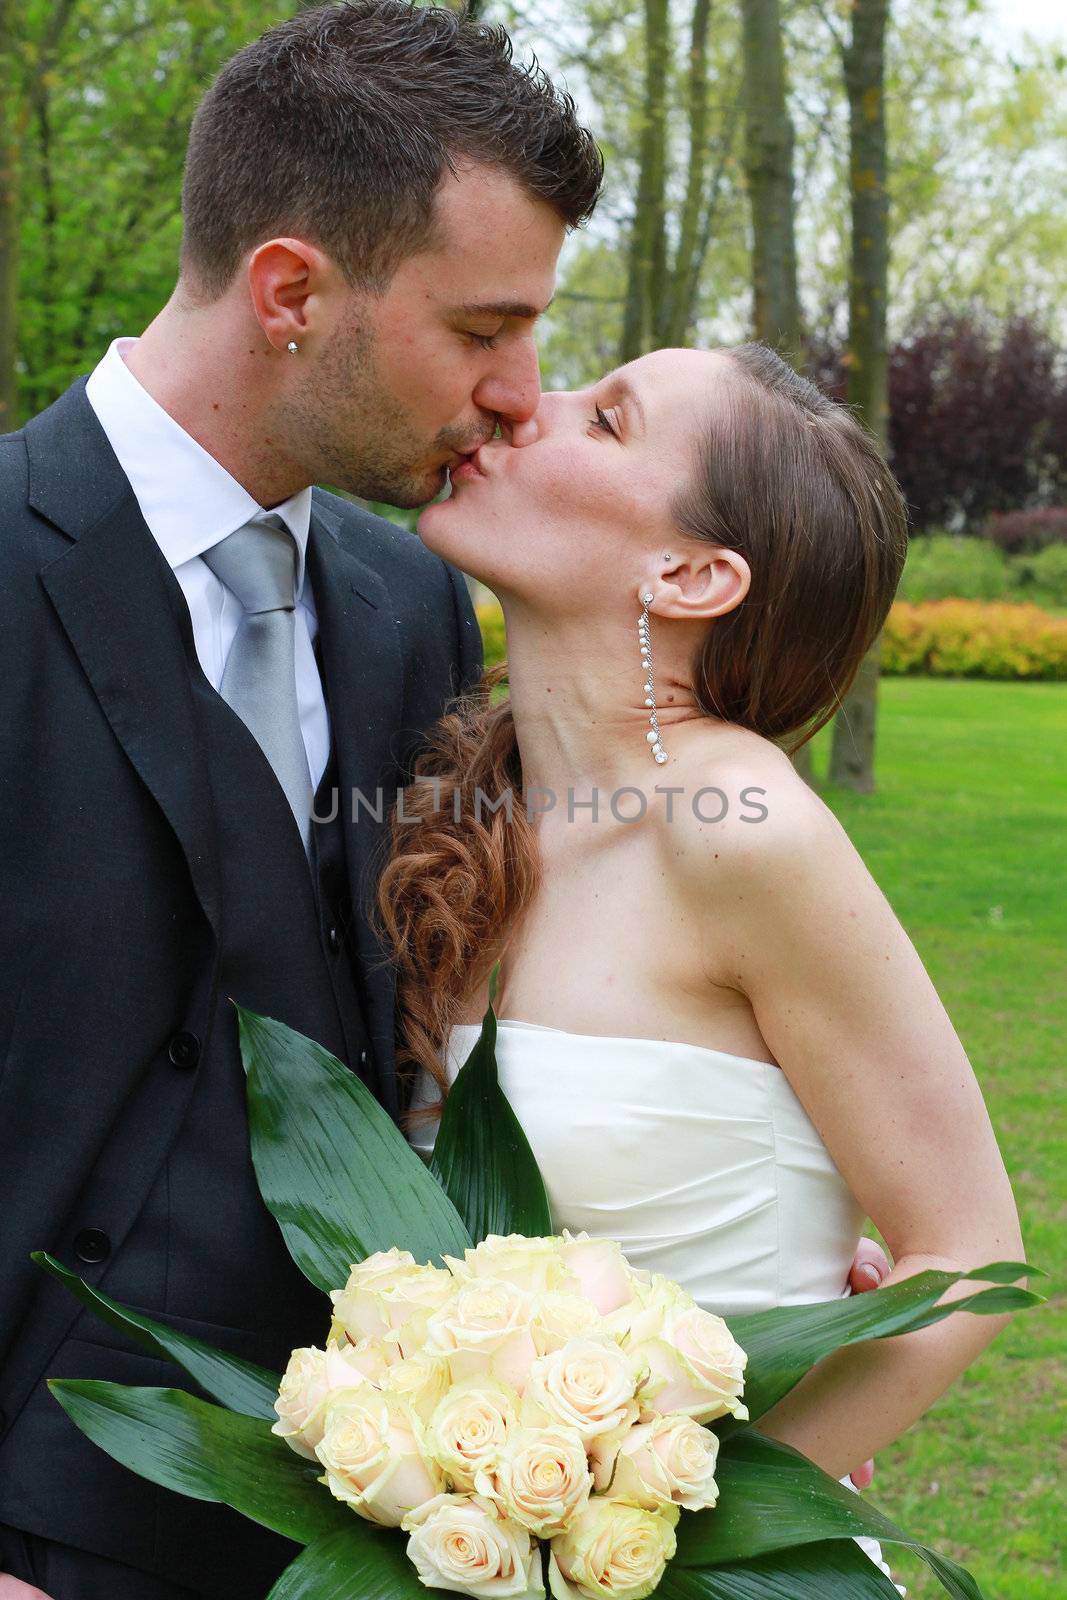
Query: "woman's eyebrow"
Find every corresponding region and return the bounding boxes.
[603,375,646,435]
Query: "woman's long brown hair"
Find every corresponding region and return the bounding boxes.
[377,344,909,1104]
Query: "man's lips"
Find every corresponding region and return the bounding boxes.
[449,445,489,484]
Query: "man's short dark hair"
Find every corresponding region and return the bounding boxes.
[180,0,603,298]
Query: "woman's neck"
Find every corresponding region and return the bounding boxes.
[500,603,704,803]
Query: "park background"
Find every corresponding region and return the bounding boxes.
[2,0,1064,1592]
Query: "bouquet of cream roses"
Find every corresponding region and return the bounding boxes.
[274,1231,748,1598]
[34,993,1040,1599]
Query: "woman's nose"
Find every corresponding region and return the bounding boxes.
[507,391,563,448]
[508,415,541,448]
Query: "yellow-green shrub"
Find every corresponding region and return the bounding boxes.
[477,602,507,670]
[882,601,1067,680]
[478,598,1067,683]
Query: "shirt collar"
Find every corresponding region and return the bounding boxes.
[85,336,313,596]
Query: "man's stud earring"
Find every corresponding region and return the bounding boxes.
[286,341,299,355]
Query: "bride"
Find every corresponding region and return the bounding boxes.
[376,342,1024,1507]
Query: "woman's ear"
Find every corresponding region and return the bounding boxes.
[649,546,751,620]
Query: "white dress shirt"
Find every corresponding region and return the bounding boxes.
[85,336,331,790]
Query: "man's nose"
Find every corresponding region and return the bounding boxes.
[473,337,542,429]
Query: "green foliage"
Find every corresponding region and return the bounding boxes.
[265,1527,426,1600]
[33,1252,280,1418]
[898,535,1017,603]
[430,987,554,1241]
[49,1380,350,1543]
[807,678,1065,1598]
[1015,542,1067,607]
[720,1264,1040,1436]
[236,1005,472,1289]
[13,0,286,422]
[678,1433,984,1599]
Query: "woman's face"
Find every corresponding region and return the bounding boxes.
[417,347,730,613]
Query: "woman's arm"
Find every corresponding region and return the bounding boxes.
[677,761,1025,1479]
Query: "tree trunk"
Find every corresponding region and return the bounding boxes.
[739,0,810,782]
[0,0,19,431]
[739,0,801,361]
[828,0,891,792]
[619,0,669,363]
[662,0,711,347]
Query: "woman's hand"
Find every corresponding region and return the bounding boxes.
[847,1236,890,1489]
[0,1578,54,1599]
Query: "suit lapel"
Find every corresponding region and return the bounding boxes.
[27,380,222,940]
[306,496,404,934]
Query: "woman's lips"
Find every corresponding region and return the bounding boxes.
[450,446,487,484]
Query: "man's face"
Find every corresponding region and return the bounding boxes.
[295,164,564,508]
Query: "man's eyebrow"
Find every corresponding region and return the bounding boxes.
[453,298,555,320]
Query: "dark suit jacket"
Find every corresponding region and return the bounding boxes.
[0,376,482,1460]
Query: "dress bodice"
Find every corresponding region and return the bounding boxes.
[408,1018,865,1316]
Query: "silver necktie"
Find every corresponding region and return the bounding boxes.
[201,515,313,852]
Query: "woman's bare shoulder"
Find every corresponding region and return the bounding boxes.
[653,722,844,883]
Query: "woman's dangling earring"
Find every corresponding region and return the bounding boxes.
[639,590,668,765]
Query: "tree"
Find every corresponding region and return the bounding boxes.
[0,0,81,431]
[10,1,278,427]
[739,0,801,361]
[827,0,892,793]
[619,0,670,362]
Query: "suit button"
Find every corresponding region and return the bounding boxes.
[168,1030,201,1069]
[327,925,341,954]
[74,1229,111,1266]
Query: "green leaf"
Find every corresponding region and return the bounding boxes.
[49,1381,349,1546]
[237,1007,472,1292]
[677,1432,984,1599]
[719,1262,1043,1431]
[430,991,553,1244]
[658,1538,904,1597]
[33,1252,279,1419]
[266,1526,429,1600]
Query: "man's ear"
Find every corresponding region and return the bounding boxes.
[246,237,335,353]
[648,546,751,621]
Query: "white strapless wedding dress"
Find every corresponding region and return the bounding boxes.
[409,1018,903,1592]
[410,1019,864,1311]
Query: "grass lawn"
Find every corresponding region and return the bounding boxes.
[806,679,1066,1597]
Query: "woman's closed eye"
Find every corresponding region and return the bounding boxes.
[589,404,620,438]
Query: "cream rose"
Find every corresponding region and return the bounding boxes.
[478,1424,593,1537]
[328,1333,398,1384]
[531,1292,603,1357]
[559,1232,635,1316]
[522,1338,641,1446]
[314,1389,444,1526]
[447,1235,575,1297]
[548,1498,679,1600]
[381,1351,452,1425]
[272,1342,376,1460]
[426,1279,539,1393]
[630,1296,747,1425]
[604,1415,719,1512]
[403,1492,545,1598]
[330,1248,453,1348]
[428,1377,520,1491]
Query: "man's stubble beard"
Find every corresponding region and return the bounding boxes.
[280,318,471,510]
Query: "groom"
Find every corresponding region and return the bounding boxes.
[0,4,601,1597]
